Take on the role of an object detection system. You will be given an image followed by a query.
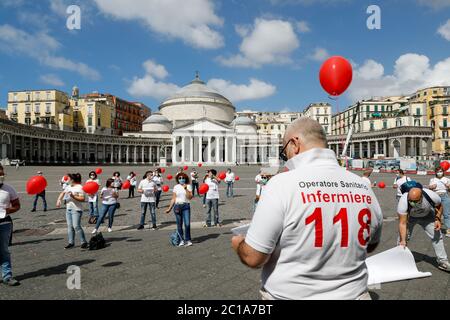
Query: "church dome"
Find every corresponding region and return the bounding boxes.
[231,116,256,126]
[142,113,172,132]
[159,73,236,125]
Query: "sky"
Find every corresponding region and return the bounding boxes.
[0,0,449,113]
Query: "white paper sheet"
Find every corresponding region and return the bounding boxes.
[231,223,250,236]
[0,207,6,219]
[366,246,432,285]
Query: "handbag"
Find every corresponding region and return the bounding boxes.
[116,202,121,209]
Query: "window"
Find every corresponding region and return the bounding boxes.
[383,121,387,129]
[13,93,17,102]
[443,106,448,115]
[374,105,378,112]
[46,92,51,100]
[35,103,40,114]
[444,119,448,128]
[88,105,93,115]
[36,92,40,101]
[324,126,328,132]
[25,104,31,113]
[25,118,31,125]
[416,108,421,116]
[396,118,402,127]
[366,106,370,112]
[45,103,51,113]
[443,131,448,139]
[97,118,101,126]
[381,106,385,112]
[370,122,375,131]
[26,92,31,101]
[12,104,17,113]
[88,117,93,126]
[414,119,420,126]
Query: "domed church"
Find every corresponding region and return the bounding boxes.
[125,73,279,166]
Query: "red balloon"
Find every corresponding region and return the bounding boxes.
[319,56,353,96]
[183,166,189,171]
[167,174,173,180]
[218,172,227,180]
[83,181,99,194]
[198,183,209,195]
[95,168,103,175]
[440,161,450,171]
[162,185,170,193]
[235,176,240,181]
[63,175,70,181]
[198,163,203,167]
[122,180,131,190]
[26,176,47,195]
[160,168,166,174]
[378,182,386,189]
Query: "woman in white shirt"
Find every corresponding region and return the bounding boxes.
[165,173,193,246]
[56,173,87,249]
[225,168,235,198]
[93,178,119,233]
[137,171,158,230]
[429,167,450,237]
[152,169,164,208]
[127,172,137,198]
[86,171,101,223]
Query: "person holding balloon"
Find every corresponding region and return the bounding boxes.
[165,172,193,246]
[152,169,164,209]
[429,166,450,238]
[127,172,137,198]
[31,171,47,213]
[0,165,21,286]
[86,171,101,224]
[201,170,210,208]
[92,178,119,234]
[56,173,88,249]
[137,171,158,230]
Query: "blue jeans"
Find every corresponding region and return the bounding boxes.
[155,190,162,208]
[0,223,12,280]
[206,198,219,226]
[140,202,157,226]
[66,209,87,245]
[191,182,199,196]
[96,203,117,229]
[33,191,47,210]
[88,201,99,218]
[202,193,207,205]
[439,193,450,229]
[174,203,191,241]
[226,182,234,197]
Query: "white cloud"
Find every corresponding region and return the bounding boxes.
[93,0,224,49]
[207,78,276,102]
[217,18,300,68]
[438,19,450,41]
[309,47,329,62]
[40,74,65,87]
[0,24,100,80]
[127,60,180,100]
[349,54,450,101]
[296,21,311,33]
[128,60,277,102]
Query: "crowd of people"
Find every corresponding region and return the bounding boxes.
[1,118,450,299]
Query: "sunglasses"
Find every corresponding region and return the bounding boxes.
[279,137,298,161]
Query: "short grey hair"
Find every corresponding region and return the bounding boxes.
[285,117,327,148]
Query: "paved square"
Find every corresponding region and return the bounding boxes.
[1,165,450,299]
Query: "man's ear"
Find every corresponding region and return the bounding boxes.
[293,137,302,155]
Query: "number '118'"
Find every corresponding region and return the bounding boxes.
[305,207,372,247]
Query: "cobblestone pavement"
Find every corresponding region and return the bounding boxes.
[1,165,450,299]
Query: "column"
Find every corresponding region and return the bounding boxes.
[126,145,129,164]
[254,145,257,164]
[21,136,25,160]
[134,145,137,164]
[198,137,202,163]
[79,142,82,164]
[216,136,220,163]
[190,137,194,163]
[110,145,114,164]
[181,136,186,163]
[148,146,152,164]
[142,146,145,164]
[366,141,371,159]
[225,137,229,164]
[118,146,122,164]
[45,140,49,162]
[359,142,363,159]
[103,144,106,163]
[336,143,340,157]
[29,137,34,163]
[232,137,237,164]
[207,137,212,163]
[172,137,176,164]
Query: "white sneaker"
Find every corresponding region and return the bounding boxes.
[178,241,185,247]
[185,241,193,247]
[108,228,112,233]
[91,228,97,234]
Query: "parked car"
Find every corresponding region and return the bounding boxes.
[10,159,25,166]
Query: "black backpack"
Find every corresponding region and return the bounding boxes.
[89,232,106,250]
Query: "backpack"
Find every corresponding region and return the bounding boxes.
[89,232,106,250]
[400,180,436,208]
[169,231,182,246]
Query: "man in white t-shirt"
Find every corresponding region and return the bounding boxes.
[429,167,450,237]
[397,186,450,272]
[204,169,221,227]
[0,165,21,286]
[393,169,410,201]
[138,171,158,230]
[225,168,235,198]
[232,118,383,300]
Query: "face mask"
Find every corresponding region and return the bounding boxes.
[261,178,268,185]
[409,200,421,208]
[90,175,95,179]
[178,179,186,185]
[0,176,4,184]
[437,172,444,178]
